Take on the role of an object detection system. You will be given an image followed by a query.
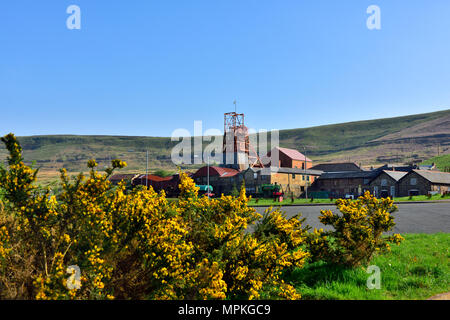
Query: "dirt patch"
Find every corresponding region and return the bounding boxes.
[428,292,450,300]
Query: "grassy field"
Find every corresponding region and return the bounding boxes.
[284,233,450,300]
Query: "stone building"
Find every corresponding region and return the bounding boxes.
[369,170,407,198]
[396,170,450,196]
[309,162,362,172]
[310,170,378,199]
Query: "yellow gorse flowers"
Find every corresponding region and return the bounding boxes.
[0,133,309,300]
[307,191,404,267]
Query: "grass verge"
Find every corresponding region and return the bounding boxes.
[283,233,450,300]
[247,194,450,207]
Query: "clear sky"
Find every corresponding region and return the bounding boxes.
[1,1,450,137]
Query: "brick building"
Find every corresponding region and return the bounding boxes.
[109,174,139,185]
[192,166,241,196]
[261,147,313,169]
[241,167,323,197]
[192,147,321,197]
[133,173,185,197]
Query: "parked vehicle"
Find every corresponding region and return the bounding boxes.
[197,185,214,197]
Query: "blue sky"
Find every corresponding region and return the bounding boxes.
[1,1,450,137]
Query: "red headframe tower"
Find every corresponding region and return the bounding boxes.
[222,112,263,170]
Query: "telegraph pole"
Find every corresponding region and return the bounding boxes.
[207,155,210,199]
[146,150,148,188]
[304,146,308,199]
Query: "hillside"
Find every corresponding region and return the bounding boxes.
[421,154,450,172]
[1,109,449,183]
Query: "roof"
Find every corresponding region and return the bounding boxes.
[276,147,312,162]
[260,147,312,166]
[109,174,138,181]
[381,170,408,181]
[408,170,450,185]
[272,167,323,176]
[248,167,323,176]
[135,174,172,182]
[318,170,379,180]
[418,165,435,170]
[193,166,240,178]
[310,162,362,172]
[375,164,416,172]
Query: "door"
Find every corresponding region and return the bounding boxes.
[390,186,395,198]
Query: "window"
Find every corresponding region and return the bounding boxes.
[307,176,310,181]
[302,175,305,181]
[254,173,258,180]
[292,174,296,179]
[381,179,387,186]
[410,178,417,186]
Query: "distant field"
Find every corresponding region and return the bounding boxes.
[1,109,449,177]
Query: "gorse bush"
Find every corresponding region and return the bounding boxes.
[0,133,308,300]
[306,192,404,267]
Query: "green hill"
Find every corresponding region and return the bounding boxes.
[1,109,449,183]
[422,154,450,172]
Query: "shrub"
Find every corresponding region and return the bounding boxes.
[0,133,307,300]
[230,184,239,197]
[306,192,404,267]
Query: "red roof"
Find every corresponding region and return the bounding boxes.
[136,174,172,182]
[193,166,240,178]
[276,147,312,162]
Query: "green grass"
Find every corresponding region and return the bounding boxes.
[248,198,335,206]
[246,194,450,207]
[422,154,450,172]
[394,194,450,202]
[284,233,450,300]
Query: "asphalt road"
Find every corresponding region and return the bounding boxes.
[254,202,450,234]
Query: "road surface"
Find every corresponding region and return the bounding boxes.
[254,202,450,234]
